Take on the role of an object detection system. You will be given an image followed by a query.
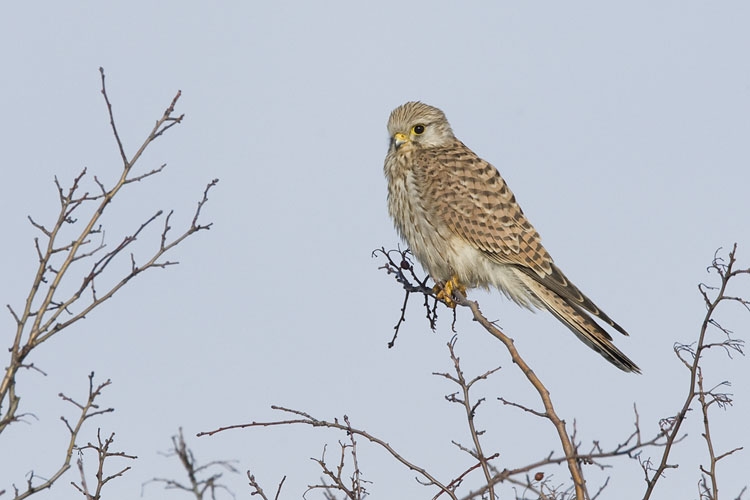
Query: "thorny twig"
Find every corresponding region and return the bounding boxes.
[643,245,747,499]
[199,407,458,500]
[2,68,217,497]
[144,427,238,500]
[201,392,672,500]
[10,373,115,499]
[198,245,748,500]
[247,473,286,500]
[373,247,456,346]
[71,429,137,499]
[433,337,500,500]
[374,247,587,498]
[376,246,746,500]
[304,422,371,500]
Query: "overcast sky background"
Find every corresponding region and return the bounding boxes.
[2,2,749,499]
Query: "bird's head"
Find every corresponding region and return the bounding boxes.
[387,101,455,152]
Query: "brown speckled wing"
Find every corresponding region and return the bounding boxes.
[416,139,553,278]
[416,139,630,337]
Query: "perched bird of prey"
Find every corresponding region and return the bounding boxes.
[384,101,639,373]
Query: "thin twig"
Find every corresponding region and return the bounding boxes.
[643,244,748,499]
[11,374,113,499]
[200,407,457,500]
[452,291,587,499]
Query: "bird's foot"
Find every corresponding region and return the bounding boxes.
[434,275,467,308]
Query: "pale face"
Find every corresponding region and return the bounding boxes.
[387,101,455,152]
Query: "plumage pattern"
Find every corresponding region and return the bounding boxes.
[384,101,639,373]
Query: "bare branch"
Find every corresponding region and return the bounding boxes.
[200,408,457,500]
[11,373,113,499]
[643,244,748,499]
[450,291,587,499]
[1,70,217,440]
[372,247,439,344]
[144,427,238,500]
[247,472,286,500]
[434,338,498,500]
[71,429,136,499]
[99,67,128,166]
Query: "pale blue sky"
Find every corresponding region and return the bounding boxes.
[2,2,749,499]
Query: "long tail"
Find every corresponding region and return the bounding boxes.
[515,267,641,373]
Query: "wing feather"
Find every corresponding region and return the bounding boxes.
[416,140,630,338]
[416,140,553,277]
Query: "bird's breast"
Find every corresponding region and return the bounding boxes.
[385,155,460,282]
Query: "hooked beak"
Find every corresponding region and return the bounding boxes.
[392,132,409,150]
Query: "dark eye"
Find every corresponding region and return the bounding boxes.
[412,124,425,135]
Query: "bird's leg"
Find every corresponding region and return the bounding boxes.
[434,274,467,308]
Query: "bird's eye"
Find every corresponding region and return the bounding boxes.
[412,124,426,135]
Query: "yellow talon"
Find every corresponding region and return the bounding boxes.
[434,275,467,308]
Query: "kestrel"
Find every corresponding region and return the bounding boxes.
[384,101,639,373]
